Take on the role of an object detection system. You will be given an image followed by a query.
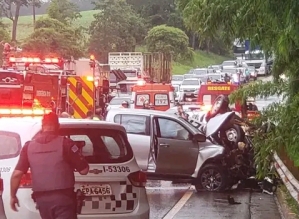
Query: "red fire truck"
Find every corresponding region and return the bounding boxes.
[197,82,260,120]
[0,55,65,115]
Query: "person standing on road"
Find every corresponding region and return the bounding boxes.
[10,112,89,219]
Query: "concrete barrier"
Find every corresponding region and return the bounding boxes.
[274,153,299,203]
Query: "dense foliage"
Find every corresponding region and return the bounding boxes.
[145,25,194,61]
[177,0,299,176]
[88,0,146,62]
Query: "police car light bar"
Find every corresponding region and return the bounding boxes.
[9,57,59,64]
[0,108,51,116]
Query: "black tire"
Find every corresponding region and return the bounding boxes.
[195,164,228,192]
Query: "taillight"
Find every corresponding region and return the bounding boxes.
[0,178,3,194]
[128,171,147,187]
[19,171,32,188]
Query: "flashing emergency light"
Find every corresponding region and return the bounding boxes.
[0,108,51,116]
[201,105,212,112]
[9,57,59,64]
[136,80,146,86]
[86,76,94,81]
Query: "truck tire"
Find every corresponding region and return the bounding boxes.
[195,164,228,192]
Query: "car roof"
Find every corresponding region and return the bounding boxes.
[183,78,200,81]
[108,108,180,119]
[0,118,125,132]
[194,68,207,70]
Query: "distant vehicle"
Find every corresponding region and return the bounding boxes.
[209,65,221,70]
[248,66,257,80]
[207,68,215,74]
[171,75,184,86]
[203,74,224,83]
[172,84,180,100]
[107,96,131,111]
[193,68,208,75]
[183,74,196,79]
[221,60,237,69]
[187,69,194,74]
[222,68,237,75]
[180,78,202,98]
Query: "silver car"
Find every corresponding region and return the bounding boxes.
[106,109,230,192]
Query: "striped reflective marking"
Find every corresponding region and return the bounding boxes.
[68,77,94,119]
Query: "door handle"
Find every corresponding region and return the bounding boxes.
[159,143,170,148]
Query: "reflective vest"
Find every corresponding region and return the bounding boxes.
[27,136,75,192]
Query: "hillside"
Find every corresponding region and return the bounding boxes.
[2,10,232,74]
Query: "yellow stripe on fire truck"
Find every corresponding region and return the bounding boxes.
[68,76,94,119]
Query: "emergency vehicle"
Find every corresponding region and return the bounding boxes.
[129,53,174,111]
[131,81,175,111]
[197,82,260,120]
[1,56,63,111]
[65,55,113,119]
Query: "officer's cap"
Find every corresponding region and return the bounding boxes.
[42,112,59,126]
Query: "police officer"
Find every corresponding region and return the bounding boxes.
[10,112,89,219]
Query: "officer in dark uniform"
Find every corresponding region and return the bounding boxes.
[10,112,89,219]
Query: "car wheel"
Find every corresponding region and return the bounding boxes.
[195,164,227,192]
[225,124,245,143]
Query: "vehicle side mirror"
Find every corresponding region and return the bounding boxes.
[193,133,206,142]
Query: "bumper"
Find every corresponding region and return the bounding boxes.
[5,189,149,219]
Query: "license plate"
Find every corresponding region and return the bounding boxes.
[80,184,112,196]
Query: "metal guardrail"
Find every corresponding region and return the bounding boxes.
[274,153,299,203]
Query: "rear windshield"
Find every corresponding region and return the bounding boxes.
[59,128,133,164]
[223,61,235,66]
[193,69,207,75]
[182,80,199,85]
[172,75,184,81]
[0,131,21,160]
[110,98,130,105]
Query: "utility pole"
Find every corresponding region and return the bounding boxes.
[32,0,36,28]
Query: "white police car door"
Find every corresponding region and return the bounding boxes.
[59,127,141,215]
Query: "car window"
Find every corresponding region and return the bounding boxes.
[155,94,169,106]
[157,118,190,140]
[135,94,149,106]
[59,128,132,164]
[182,80,199,85]
[110,98,130,105]
[114,114,149,135]
[0,131,21,160]
[172,75,183,81]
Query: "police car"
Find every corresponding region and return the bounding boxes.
[0,111,149,219]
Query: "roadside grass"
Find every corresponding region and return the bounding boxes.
[3,10,231,74]
[2,10,98,42]
[280,185,299,218]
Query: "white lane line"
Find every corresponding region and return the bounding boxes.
[146,187,190,190]
[163,189,194,219]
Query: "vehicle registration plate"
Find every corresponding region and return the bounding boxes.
[80,184,112,196]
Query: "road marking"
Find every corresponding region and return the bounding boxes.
[163,189,194,219]
[146,187,190,190]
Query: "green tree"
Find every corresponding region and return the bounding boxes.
[145,25,194,62]
[0,0,39,41]
[47,0,81,24]
[177,0,299,177]
[22,17,84,59]
[89,0,146,63]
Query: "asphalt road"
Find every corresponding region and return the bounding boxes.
[146,180,282,219]
[147,76,282,219]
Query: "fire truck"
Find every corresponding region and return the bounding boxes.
[197,82,260,120]
[65,55,117,118]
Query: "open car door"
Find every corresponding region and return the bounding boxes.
[151,116,199,175]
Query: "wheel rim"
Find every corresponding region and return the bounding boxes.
[200,169,222,191]
[226,128,238,142]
